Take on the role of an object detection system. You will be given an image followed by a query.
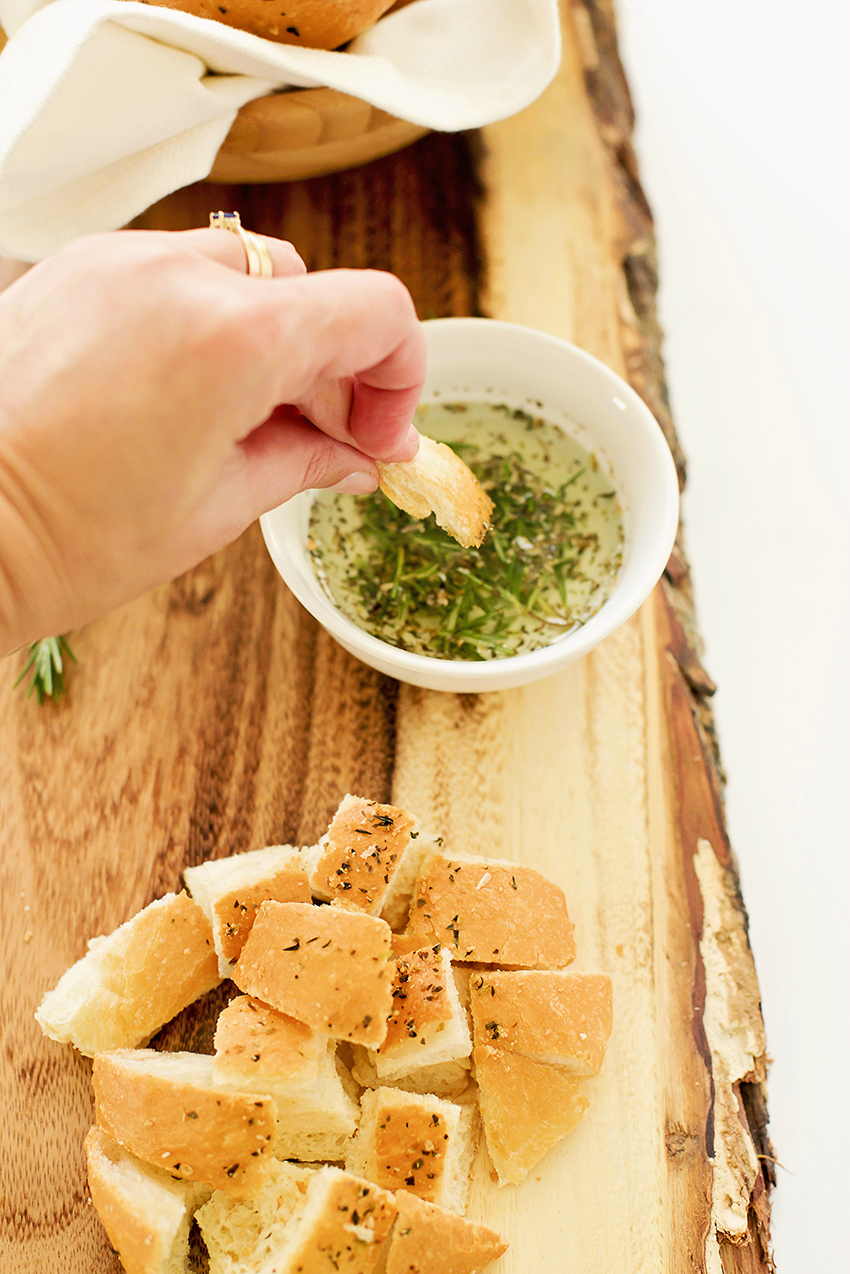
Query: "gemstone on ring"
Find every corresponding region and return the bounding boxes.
[209,211,274,279]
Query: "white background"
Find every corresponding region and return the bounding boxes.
[615,1,849,1267]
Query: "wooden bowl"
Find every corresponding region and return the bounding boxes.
[207,88,430,183]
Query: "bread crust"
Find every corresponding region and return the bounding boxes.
[380,946,454,1054]
[473,1045,589,1186]
[377,436,494,549]
[371,946,471,1085]
[93,1050,277,1196]
[213,870,311,964]
[469,970,612,1074]
[386,1189,508,1274]
[401,854,576,968]
[232,901,393,1047]
[212,996,359,1161]
[124,0,396,50]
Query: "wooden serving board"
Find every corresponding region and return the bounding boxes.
[0,3,774,1271]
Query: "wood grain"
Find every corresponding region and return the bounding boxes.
[0,3,773,1272]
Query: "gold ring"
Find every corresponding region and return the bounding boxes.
[210,211,274,278]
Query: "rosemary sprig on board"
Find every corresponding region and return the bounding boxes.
[14,635,76,703]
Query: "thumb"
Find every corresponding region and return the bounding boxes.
[236,414,378,515]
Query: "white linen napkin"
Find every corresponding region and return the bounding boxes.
[0,0,560,261]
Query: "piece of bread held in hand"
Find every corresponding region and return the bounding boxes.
[377,435,494,548]
[135,0,397,50]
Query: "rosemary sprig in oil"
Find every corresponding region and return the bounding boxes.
[312,436,618,661]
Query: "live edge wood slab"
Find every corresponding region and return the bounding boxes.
[0,3,774,1272]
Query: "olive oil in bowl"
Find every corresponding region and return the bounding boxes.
[307,402,624,662]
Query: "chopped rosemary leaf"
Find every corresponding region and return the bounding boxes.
[309,402,623,661]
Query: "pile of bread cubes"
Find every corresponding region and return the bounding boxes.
[36,795,613,1274]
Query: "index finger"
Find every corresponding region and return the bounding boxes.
[251,269,427,458]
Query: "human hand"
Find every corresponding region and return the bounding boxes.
[0,228,426,654]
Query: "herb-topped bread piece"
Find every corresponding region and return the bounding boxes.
[473,1044,589,1186]
[92,1050,277,1197]
[195,1159,315,1274]
[273,1167,398,1274]
[399,854,576,968]
[345,1087,477,1215]
[213,994,328,1099]
[469,970,612,1074]
[370,945,471,1082]
[184,845,311,978]
[232,900,393,1048]
[213,996,359,1162]
[307,794,420,923]
[198,1163,397,1274]
[35,892,221,1057]
[385,1190,508,1274]
[376,435,494,549]
[85,1126,211,1274]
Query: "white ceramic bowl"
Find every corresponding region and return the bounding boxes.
[261,318,679,692]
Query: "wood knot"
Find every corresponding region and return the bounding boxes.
[665,1123,701,1162]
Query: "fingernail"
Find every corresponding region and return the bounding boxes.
[330,471,378,495]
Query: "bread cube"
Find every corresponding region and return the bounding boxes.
[195,1159,314,1274]
[213,995,359,1161]
[386,1189,507,1274]
[35,892,220,1057]
[469,969,612,1074]
[307,795,420,925]
[92,1049,277,1197]
[473,1044,588,1186]
[399,854,576,968]
[184,845,311,977]
[232,901,393,1048]
[346,1087,477,1215]
[85,1126,210,1274]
